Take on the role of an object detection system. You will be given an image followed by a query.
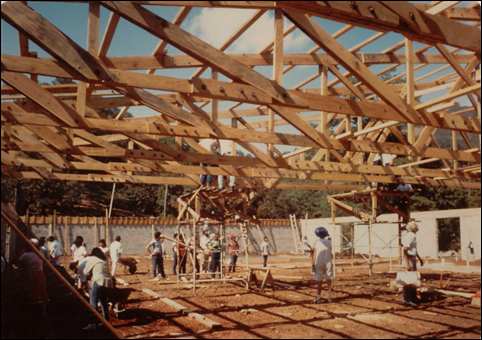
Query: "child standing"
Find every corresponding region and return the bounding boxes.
[311,227,333,304]
[227,234,240,273]
[260,236,270,267]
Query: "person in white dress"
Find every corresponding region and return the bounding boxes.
[311,227,333,304]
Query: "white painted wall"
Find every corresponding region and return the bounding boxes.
[301,208,481,260]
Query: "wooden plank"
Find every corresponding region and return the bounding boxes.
[3,55,480,134]
[98,12,120,58]
[279,1,481,54]
[188,312,222,330]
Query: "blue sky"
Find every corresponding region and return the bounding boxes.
[1,2,473,153]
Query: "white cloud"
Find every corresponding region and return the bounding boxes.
[187,8,310,53]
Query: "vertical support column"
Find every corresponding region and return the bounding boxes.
[94,217,99,245]
[192,219,197,295]
[268,8,283,154]
[405,38,415,148]
[368,220,373,277]
[320,65,329,161]
[176,223,180,284]
[220,223,224,282]
[52,209,56,237]
[451,130,458,170]
[477,66,481,149]
[64,217,71,254]
[104,208,110,245]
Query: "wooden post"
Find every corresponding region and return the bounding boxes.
[176,223,180,285]
[64,217,71,254]
[192,219,197,295]
[220,222,224,282]
[94,217,99,245]
[320,64,329,161]
[52,209,56,237]
[268,8,283,154]
[243,222,249,270]
[405,38,415,148]
[451,130,458,170]
[108,183,116,218]
[368,220,373,277]
[104,208,110,245]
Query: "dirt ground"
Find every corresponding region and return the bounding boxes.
[98,255,480,339]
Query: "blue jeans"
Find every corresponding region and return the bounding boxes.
[151,254,166,278]
[90,282,109,320]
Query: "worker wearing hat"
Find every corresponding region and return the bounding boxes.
[311,226,333,304]
[402,221,424,271]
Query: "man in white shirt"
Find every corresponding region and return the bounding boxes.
[260,237,271,267]
[109,236,123,277]
[400,221,424,306]
[47,235,63,266]
[311,227,333,304]
[402,221,423,271]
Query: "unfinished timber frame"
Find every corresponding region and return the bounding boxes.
[1,1,481,192]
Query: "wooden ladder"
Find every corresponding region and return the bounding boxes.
[289,214,303,254]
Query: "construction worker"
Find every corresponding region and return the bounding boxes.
[47,235,63,267]
[227,234,240,273]
[109,236,123,277]
[199,222,211,272]
[260,236,271,268]
[401,221,423,306]
[311,227,333,304]
[146,231,166,280]
[402,221,423,271]
[207,233,222,278]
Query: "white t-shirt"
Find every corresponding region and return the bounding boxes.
[48,240,63,265]
[83,256,111,286]
[313,238,332,267]
[200,234,210,251]
[402,231,417,256]
[147,239,163,256]
[71,244,87,262]
[260,241,270,256]
[109,241,123,261]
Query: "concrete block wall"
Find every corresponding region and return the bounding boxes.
[28,221,296,255]
[301,208,481,261]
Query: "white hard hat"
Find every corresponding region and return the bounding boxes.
[30,238,39,245]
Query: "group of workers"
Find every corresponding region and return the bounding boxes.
[11,215,425,335]
[304,220,425,306]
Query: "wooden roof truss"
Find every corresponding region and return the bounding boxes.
[1,1,480,191]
